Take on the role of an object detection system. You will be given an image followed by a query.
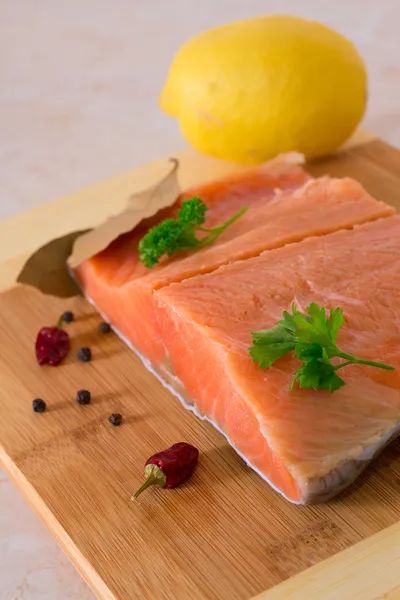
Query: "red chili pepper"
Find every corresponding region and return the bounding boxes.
[35,314,70,366]
[131,442,199,501]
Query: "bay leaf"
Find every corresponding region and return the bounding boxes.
[17,230,90,298]
[68,158,180,268]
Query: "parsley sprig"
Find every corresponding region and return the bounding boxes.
[249,303,395,393]
[139,197,247,268]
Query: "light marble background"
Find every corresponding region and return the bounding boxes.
[1,1,400,598]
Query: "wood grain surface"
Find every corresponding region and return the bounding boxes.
[1,138,400,600]
[255,520,400,599]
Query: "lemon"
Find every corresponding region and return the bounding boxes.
[160,15,367,164]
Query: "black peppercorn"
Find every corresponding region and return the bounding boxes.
[98,321,111,334]
[108,413,122,427]
[76,389,91,405]
[77,347,92,362]
[62,311,74,323]
[32,398,46,413]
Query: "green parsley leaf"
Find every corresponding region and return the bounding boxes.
[294,341,324,361]
[249,302,395,393]
[250,324,296,368]
[279,306,297,333]
[177,197,207,227]
[292,358,345,393]
[326,307,344,343]
[139,197,247,268]
[138,219,183,269]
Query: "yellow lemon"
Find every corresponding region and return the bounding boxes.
[160,15,367,164]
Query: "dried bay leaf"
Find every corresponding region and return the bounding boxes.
[17,230,90,298]
[15,157,181,298]
[68,158,180,268]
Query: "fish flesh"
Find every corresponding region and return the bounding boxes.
[156,215,400,503]
[74,154,310,363]
[74,170,392,366]
[73,162,397,502]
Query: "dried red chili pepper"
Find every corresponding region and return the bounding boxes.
[131,442,199,500]
[35,314,70,366]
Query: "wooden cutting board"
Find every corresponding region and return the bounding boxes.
[2,137,400,600]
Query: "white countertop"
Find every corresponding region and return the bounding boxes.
[1,1,400,598]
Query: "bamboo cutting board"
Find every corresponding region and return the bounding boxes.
[2,137,400,600]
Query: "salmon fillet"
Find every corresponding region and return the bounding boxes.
[74,174,393,367]
[156,216,400,503]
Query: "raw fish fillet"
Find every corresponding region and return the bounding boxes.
[74,173,393,367]
[156,216,400,503]
[73,163,397,502]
